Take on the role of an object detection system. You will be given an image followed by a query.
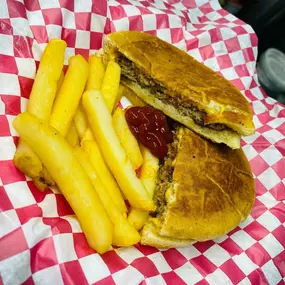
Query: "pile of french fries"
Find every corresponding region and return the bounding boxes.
[13,39,159,254]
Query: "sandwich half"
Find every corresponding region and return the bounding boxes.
[140,126,255,248]
[103,31,255,149]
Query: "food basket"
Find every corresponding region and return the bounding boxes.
[0,0,284,284]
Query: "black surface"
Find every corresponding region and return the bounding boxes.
[237,0,285,55]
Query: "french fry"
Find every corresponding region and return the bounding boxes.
[49,55,89,137]
[79,54,107,143]
[81,128,94,142]
[74,147,140,247]
[82,90,154,211]
[138,145,160,195]
[86,55,105,91]
[76,54,105,142]
[74,104,88,139]
[66,121,80,148]
[82,140,127,214]
[112,107,143,170]
[34,68,65,189]
[112,84,124,113]
[27,39,66,121]
[128,146,159,230]
[56,71,65,95]
[33,179,49,192]
[127,208,149,231]
[13,112,113,254]
[35,68,65,188]
[123,86,146,107]
[101,61,121,112]
[33,167,56,192]
[14,139,43,178]
[14,39,66,183]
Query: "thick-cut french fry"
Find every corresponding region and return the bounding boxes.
[127,208,149,231]
[81,128,94,142]
[138,145,160,195]
[112,84,124,113]
[66,121,80,148]
[101,61,121,112]
[34,69,65,188]
[14,39,66,183]
[33,166,56,192]
[82,140,127,214]
[113,107,143,170]
[14,138,43,178]
[74,147,140,247]
[33,179,48,192]
[13,112,113,254]
[49,55,89,137]
[128,146,159,230]
[86,55,105,91]
[40,69,65,187]
[27,39,67,121]
[77,54,105,142]
[82,90,154,211]
[123,86,146,107]
[74,104,88,139]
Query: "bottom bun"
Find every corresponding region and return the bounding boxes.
[140,220,194,249]
[140,126,255,248]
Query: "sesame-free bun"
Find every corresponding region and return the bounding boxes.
[103,31,255,149]
[141,127,255,248]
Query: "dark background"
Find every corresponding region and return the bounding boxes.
[222,0,285,56]
[221,0,285,103]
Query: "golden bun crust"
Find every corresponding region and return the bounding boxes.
[140,220,194,248]
[103,31,255,137]
[141,127,255,246]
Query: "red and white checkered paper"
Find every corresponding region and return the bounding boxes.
[0,0,284,284]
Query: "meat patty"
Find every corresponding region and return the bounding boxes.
[152,129,179,217]
[116,55,228,131]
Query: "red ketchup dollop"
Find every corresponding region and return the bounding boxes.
[125,106,173,159]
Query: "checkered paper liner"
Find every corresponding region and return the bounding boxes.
[0,0,284,284]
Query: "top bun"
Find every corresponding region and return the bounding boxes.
[103,31,255,137]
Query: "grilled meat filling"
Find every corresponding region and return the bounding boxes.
[151,129,179,217]
[116,55,228,131]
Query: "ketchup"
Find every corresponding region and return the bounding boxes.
[125,106,173,158]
